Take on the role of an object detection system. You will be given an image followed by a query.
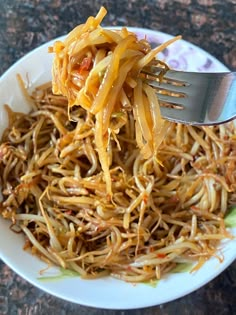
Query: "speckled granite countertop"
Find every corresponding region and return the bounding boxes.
[0,0,236,314]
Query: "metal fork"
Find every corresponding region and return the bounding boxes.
[143,69,236,125]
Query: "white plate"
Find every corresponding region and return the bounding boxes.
[0,28,235,310]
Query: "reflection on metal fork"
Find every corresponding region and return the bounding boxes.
[143,69,236,125]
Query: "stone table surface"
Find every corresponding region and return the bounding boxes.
[0,0,236,314]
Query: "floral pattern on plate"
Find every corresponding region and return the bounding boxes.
[131,28,229,72]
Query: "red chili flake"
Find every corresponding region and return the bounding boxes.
[79,57,92,72]
[23,239,31,250]
[156,253,166,258]
[150,246,155,252]
[143,194,148,204]
[169,196,179,203]
[96,226,103,232]
[106,194,111,202]
[191,206,200,211]
[66,210,72,215]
